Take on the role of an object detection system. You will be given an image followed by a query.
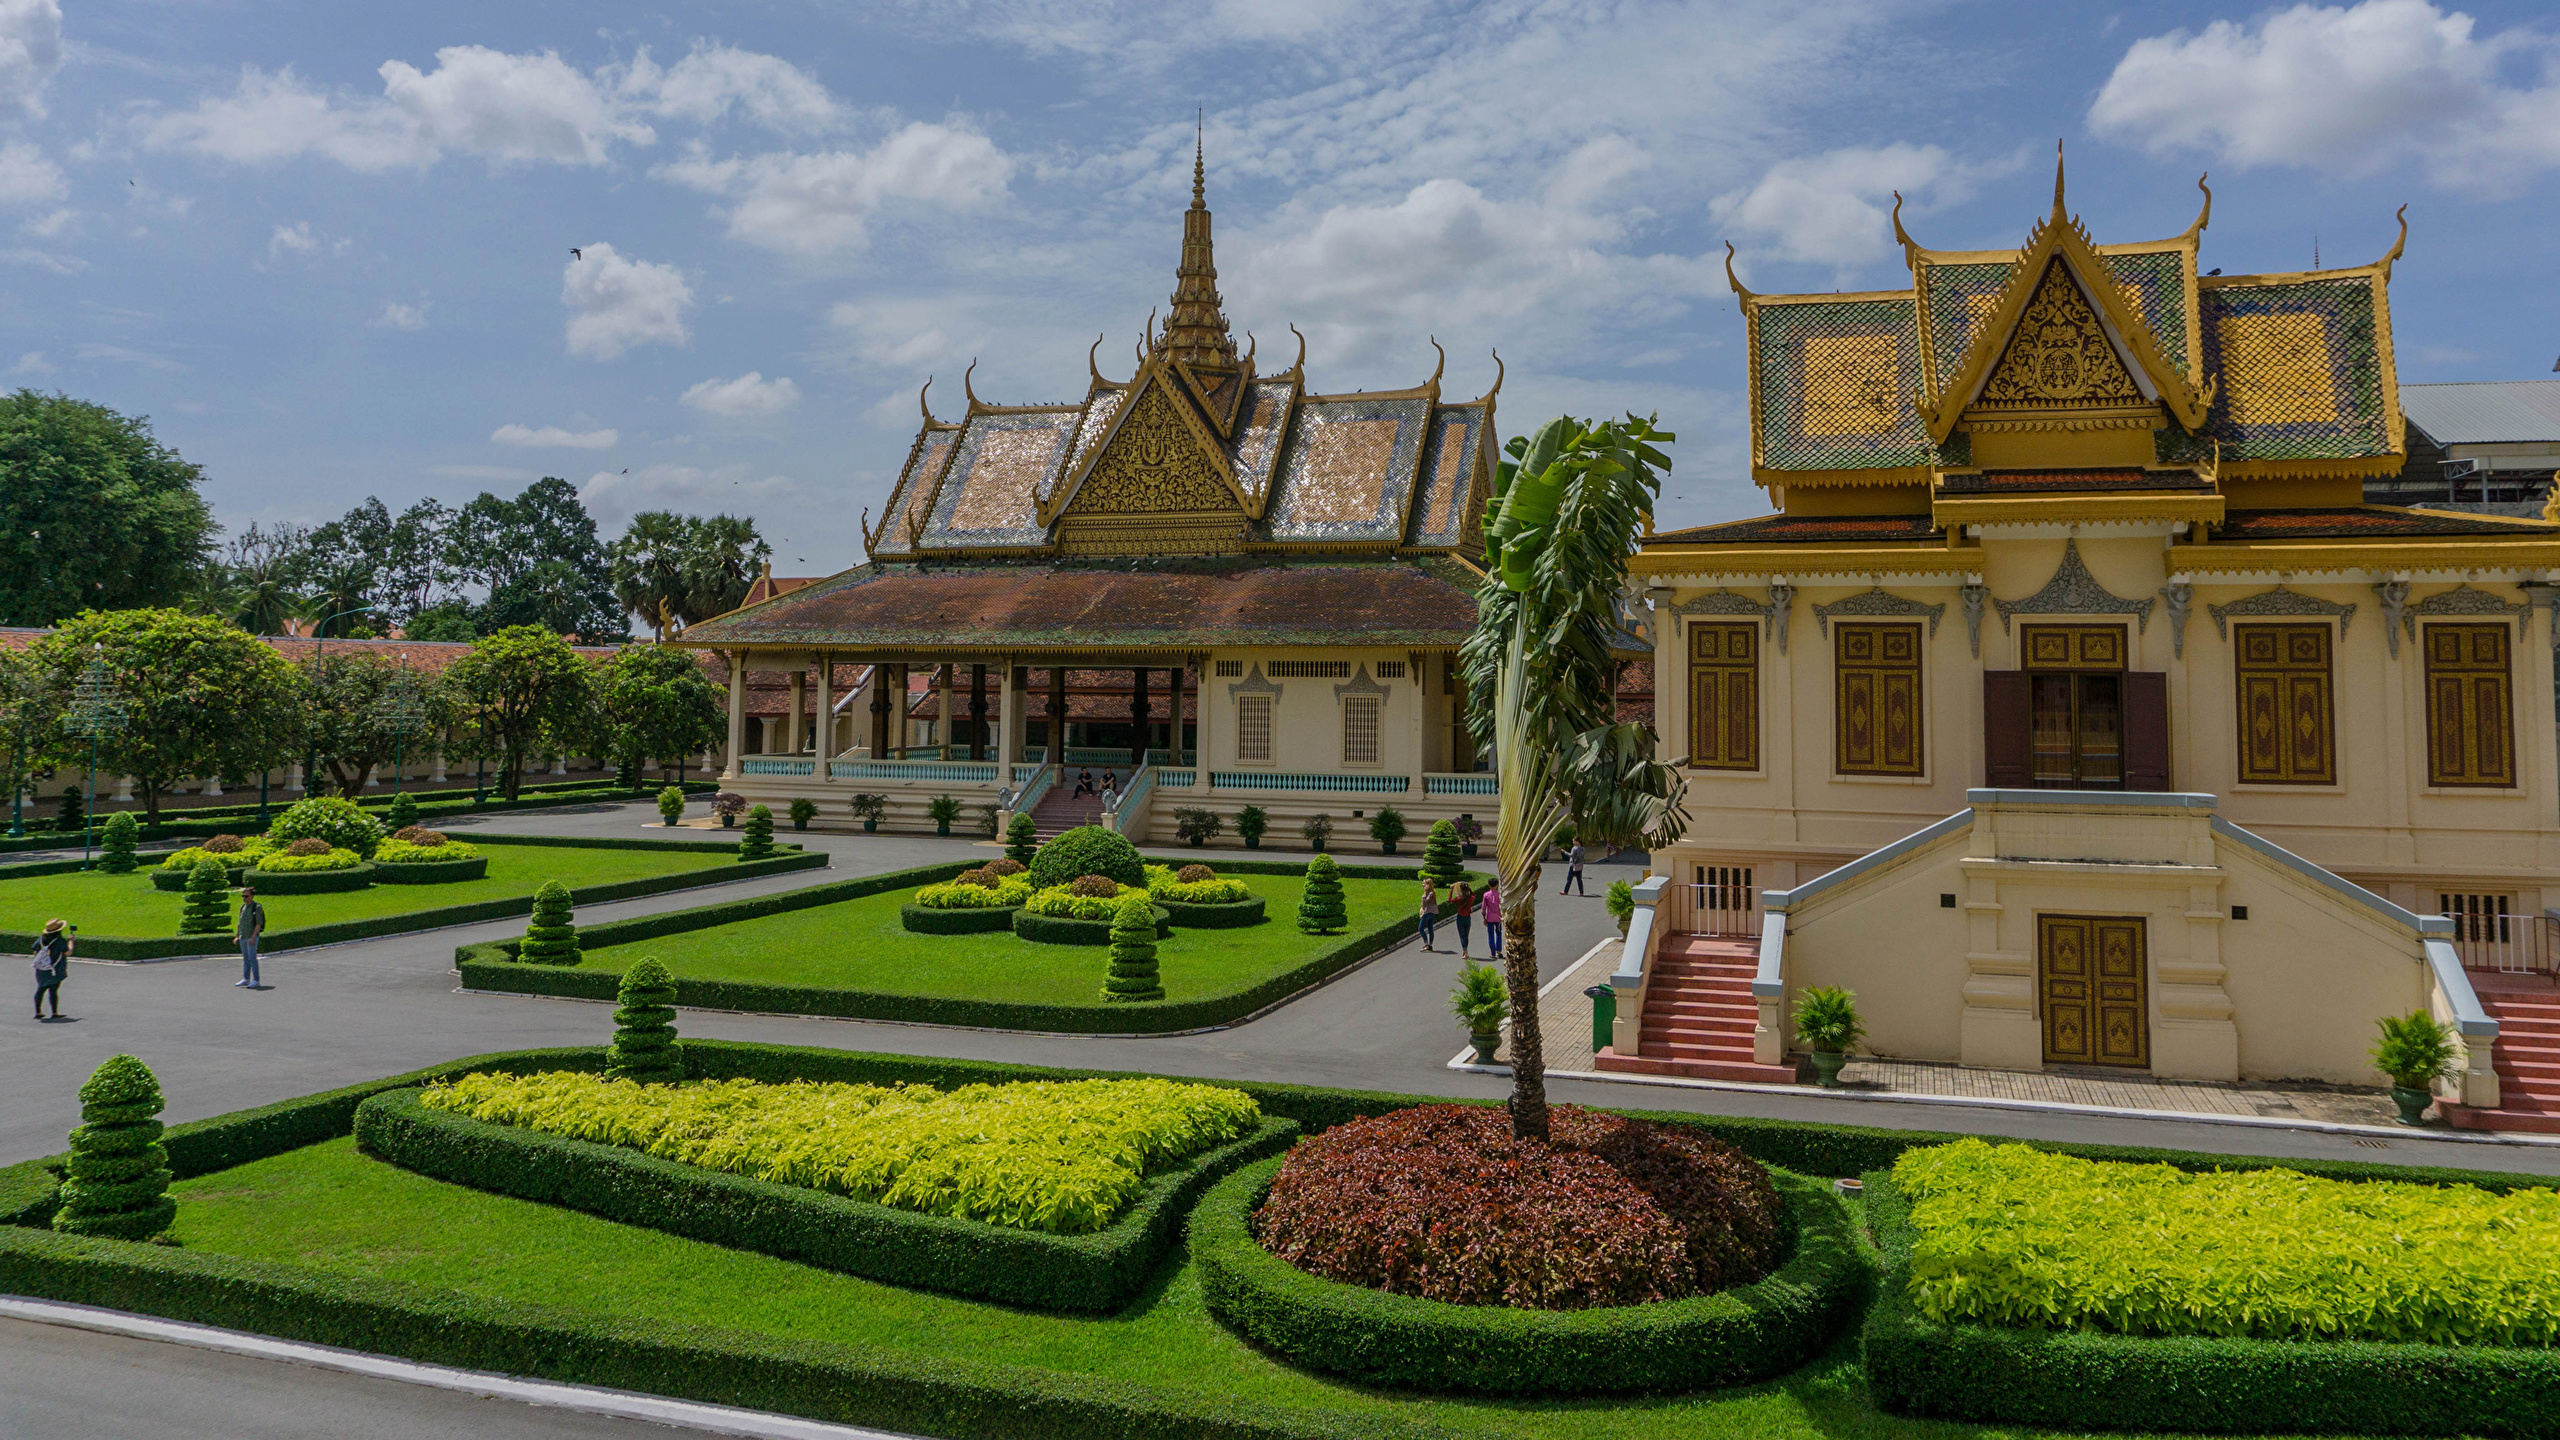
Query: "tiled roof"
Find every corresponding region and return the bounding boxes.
[918,409,1082,551]
[2194,276,2392,463]
[2213,507,2560,541]
[1751,295,1966,474]
[1260,394,1433,544]
[1408,402,1490,549]
[1939,469,2212,494]
[1648,513,1943,545]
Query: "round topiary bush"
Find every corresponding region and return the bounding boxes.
[53,1053,176,1241]
[606,957,683,1083]
[268,795,386,857]
[1102,892,1164,1003]
[201,833,245,855]
[1028,824,1145,892]
[1253,1104,1783,1310]
[1004,811,1038,867]
[387,790,419,834]
[985,856,1026,877]
[1177,863,1216,884]
[518,880,579,964]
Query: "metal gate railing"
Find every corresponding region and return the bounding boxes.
[1669,863,1757,938]
[2440,892,2553,973]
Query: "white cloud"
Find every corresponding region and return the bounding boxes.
[681,371,801,417]
[492,422,619,449]
[1711,143,2008,269]
[561,241,692,359]
[11,349,49,373]
[19,206,73,238]
[75,342,179,371]
[2089,0,2560,195]
[263,220,351,263]
[1,245,75,272]
[657,121,1013,253]
[0,139,65,207]
[0,0,60,116]
[374,298,429,330]
[619,44,838,131]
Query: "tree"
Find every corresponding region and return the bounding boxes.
[1103,892,1164,1002]
[179,856,232,934]
[656,786,686,825]
[301,650,449,797]
[0,646,61,831]
[404,603,478,643]
[596,644,723,778]
[30,609,303,822]
[380,498,456,623]
[1297,854,1346,935]
[52,1054,176,1241]
[737,802,775,861]
[1422,819,1465,885]
[218,521,315,636]
[0,391,219,626]
[98,812,138,873]
[1463,415,1688,1141]
[443,626,596,800]
[609,510,770,638]
[606,957,684,1083]
[483,558,627,642]
[679,513,769,621]
[446,479,624,639]
[519,880,579,964]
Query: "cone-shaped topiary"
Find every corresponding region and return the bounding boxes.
[737,802,775,861]
[1005,811,1038,867]
[1421,819,1464,886]
[1298,853,1348,935]
[616,755,639,790]
[178,856,232,935]
[518,880,580,964]
[387,790,418,834]
[1102,892,1164,1003]
[55,786,84,835]
[53,1054,175,1241]
[606,957,684,1083]
[98,812,140,874]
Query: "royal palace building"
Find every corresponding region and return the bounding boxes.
[1609,153,2560,1130]
[677,146,1508,847]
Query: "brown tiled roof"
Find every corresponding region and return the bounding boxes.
[1648,513,1942,545]
[678,557,1484,651]
[2213,507,2560,541]
[1939,469,2212,494]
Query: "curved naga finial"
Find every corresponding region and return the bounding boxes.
[1723,241,1754,302]
[962,359,981,411]
[1287,322,1307,378]
[918,376,936,425]
[858,505,878,555]
[2376,203,2408,277]
[1890,190,1916,252]
[2182,172,2212,241]
[1241,331,1256,368]
[1088,334,1117,389]
[1470,348,1505,407]
[1425,335,1446,395]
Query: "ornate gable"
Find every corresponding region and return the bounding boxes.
[1052,374,1247,556]
[1975,257,2147,414]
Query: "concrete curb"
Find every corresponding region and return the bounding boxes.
[0,1295,926,1439]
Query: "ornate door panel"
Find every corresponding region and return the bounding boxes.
[1835,622,1923,775]
[2039,914,2148,1068]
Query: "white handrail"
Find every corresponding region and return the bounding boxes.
[1607,876,1669,1057]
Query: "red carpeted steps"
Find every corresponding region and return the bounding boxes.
[1593,935,1801,1084]
[1029,784,1106,841]
[2443,970,2560,1135]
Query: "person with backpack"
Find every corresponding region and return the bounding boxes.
[33,919,69,1020]
[235,885,267,989]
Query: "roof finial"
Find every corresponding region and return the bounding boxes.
[2375,204,2408,277]
[1472,348,1505,406]
[1723,241,1755,302]
[1286,322,1307,378]
[1087,334,1106,388]
[2182,172,2212,241]
[1890,190,1917,253]
[1425,336,1446,395]
[1192,110,1205,210]
[1160,121,1236,368]
[919,375,935,425]
[962,359,980,411]
[2051,139,2067,222]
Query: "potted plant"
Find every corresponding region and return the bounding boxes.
[1236,804,1268,850]
[1175,806,1221,848]
[975,802,1001,839]
[1450,962,1508,1065]
[787,797,817,832]
[1793,985,1865,1089]
[849,792,887,833]
[2370,1011,2460,1125]
[1453,814,1481,860]
[712,792,747,829]
[1301,811,1332,853]
[1368,804,1407,855]
[656,785,685,827]
[1605,878,1635,937]
[926,793,964,837]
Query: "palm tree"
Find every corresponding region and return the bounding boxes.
[679,513,769,623]
[609,511,693,641]
[1460,415,1688,1142]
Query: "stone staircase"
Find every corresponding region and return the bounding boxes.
[1593,935,1801,1084]
[1028,785,1106,841]
[2444,970,2560,1135]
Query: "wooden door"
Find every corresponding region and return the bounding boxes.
[2038,914,2148,1068]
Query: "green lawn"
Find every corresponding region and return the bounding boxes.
[572,874,1418,1005]
[169,1137,2107,1440]
[0,845,734,937]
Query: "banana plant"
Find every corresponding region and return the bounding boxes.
[1464,414,1687,1141]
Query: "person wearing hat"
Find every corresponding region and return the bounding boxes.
[32,919,69,1020]
[235,884,267,989]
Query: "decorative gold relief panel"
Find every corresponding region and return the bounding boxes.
[1977,258,2144,410]
[1069,382,1240,518]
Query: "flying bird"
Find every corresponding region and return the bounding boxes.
[2206,267,2220,276]
[620,468,629,474]
[569,247,583,260]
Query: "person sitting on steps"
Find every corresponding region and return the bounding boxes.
[1072,768,1096,797]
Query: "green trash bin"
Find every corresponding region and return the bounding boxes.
[1584,983,1615,1053]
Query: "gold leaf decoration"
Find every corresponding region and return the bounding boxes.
[1978,258,2144,409]
[1070,381,1238,516]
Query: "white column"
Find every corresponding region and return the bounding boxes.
[995,657,1018,774]
[113,775,133,802]
[787,669,807,755]
[1199,655,1220,779]
[818,652,836,779]
[363,764,379,789]
[201,775,224,797]
[431,749,447,783]
[722,650,748,779]
[549,756,567,776]
[286,763,304,793]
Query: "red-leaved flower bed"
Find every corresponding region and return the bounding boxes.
[1251,1104,1783,1310]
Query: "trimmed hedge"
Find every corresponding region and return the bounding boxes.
[900,903,1019,934]
[357,1088,1298,1312]
[1860,1172,2560,1436]
[1,836,824,961]
[1158,895,1267,929]
[150,862,249,891]
[369,855,491,884]
[1194,1158,1866,1395]
[0,780,720,857]
[1014,905,1171,946]
[244,862,378,895]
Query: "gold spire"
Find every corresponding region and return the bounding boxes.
[1158,116,1237,369]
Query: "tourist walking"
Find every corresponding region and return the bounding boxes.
[1560,841,1587,895]
[1482,882,1503,959]
[32,919,68,1020]
[1418,882,1440,952]
[1448,880,1474,958]
[235,885,267,989]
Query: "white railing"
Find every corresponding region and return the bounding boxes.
[1667,864,1759,938]
[2436,893,2551,972]
[827,759,1001,784]
[739,757,816,777]
[1423,773,1499,796]
[1607,876,1671,1057]
[1001,762,1054,816]
[1210,771,1410,794]
[1156,768,1197,790]
[1105,762,1156,836]
[2424,926,2502,1110]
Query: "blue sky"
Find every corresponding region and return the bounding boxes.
[4,0,2556,569]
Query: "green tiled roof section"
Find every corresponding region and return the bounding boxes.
[1918,261,2012,384]
[1756,297,1939,472]
[2103,250,2191,377]
[2198,278,2391,462]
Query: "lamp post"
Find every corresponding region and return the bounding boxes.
[304,605,379,799]
[66,647,125,870]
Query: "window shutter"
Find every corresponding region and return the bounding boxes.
[1983,670,2031,788]
[2122,671,2170,792]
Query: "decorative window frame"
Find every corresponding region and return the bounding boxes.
[1829,620,1931,782]
[2417,616,2521,791]
[1672,585,1794,654]
[1226,664,1283,768]
[2227,618,2344,793]
[1812,586,1947,642]
[1993,537,2156,636]
[1682,617,1766,778]
[2207,585,2357,643]
[1332,663,1393,770]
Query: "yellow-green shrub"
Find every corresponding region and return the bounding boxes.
[418,1072,1262,1234]
[1144,863,1251,904]
[163,837,277,870]
[254,845,363,873]
[375,837,481,863]
[1023,881,1142,921]
[914,875,1032,909]
[1894,1137,2560,1346]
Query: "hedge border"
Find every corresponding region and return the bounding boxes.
[1157,895,1267,929]
[899,903,1019,934]
[456,860,1424,1033]
[149,862,250,891]
[0,838,824,961]
[1859,1171,2560,1437]
[241,862,377,894]
[368,855,491,884]
[1012,904,1172,946]
[1192,1158,1867,1395]
[357,1088,1298,1312]
[0,779,718,855]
